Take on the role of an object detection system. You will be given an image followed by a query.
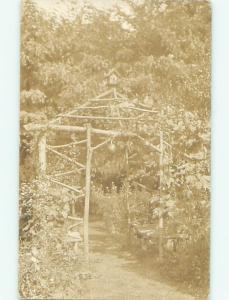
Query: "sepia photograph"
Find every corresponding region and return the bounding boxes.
[19,0,211,299]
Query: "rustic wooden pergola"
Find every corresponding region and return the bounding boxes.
[24,70,172,260]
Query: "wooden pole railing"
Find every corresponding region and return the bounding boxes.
[58,115,141,121]
[46,146,85,170]
[38,133,46,178]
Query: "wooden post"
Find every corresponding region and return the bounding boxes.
[72,200,76,216]
[125,146,131,240]
[113,87,117,99]
[159,131,164,261]
[84,124,92,260]
[38,133,46,178]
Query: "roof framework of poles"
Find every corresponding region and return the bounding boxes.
[24,70,173,207]
[25,87,158,140]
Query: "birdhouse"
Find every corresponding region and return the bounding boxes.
[82,13,92,24]
[81,4,93,25]
[105,69,121,87]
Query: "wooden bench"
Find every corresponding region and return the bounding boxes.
[129,223,189,252]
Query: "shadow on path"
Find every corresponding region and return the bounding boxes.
[80,221,195,300]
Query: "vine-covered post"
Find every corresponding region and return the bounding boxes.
[159,130,164,261]
[125,145,131,233]
[38,132,46,178]
[84,124,92,260]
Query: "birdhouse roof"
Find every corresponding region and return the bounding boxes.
[105,69,121,79]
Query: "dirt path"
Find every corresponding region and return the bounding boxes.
[80,222,195,300]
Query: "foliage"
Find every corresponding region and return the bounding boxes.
[21,0,211,116]
[19,180,84,299]
[91,182,151,233]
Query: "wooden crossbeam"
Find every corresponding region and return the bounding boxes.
[74,194,85,200]
[68,216,84,221]
[25,123,137,137]
[47,146,85,169]
[24,123,82,133]
[52,170,83,177]
[132,181,153,192]
[47,139,87,149]
[47,177,83,194]
[47,101,91,125]
[25,124,163,154]
[92,127,136,137]
[67,218,84,231]
[116,91,128,99]
[48,108,83,125]
[89,98,123,102]
[120,106,157,114]
[92,138,111,151]
[128,153,137,160]
[58,115,140,121]
[137,136,161,154]
[134,101,153,110]
[93,88,113,99]
[163,140,172,148]
[72,106,111,110]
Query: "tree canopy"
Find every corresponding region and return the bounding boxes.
[21,0,211,117]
